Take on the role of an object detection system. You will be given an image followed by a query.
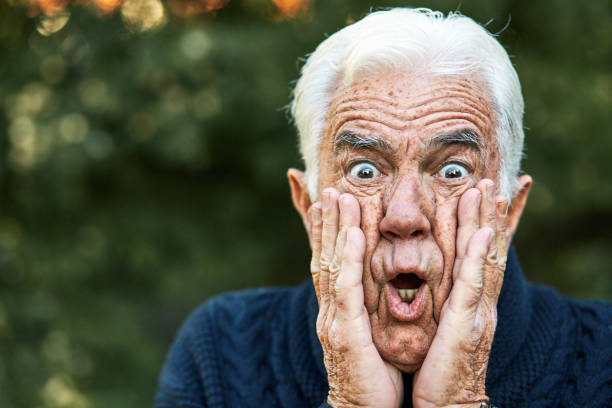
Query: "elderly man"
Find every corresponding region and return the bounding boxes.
[155,8,612,408]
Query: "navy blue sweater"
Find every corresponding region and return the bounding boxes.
[155,249,612,407]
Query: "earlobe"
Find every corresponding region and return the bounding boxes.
[287,168,312,232]
[507,175,532,237]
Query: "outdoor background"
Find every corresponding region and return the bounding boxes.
[0,0,610,406]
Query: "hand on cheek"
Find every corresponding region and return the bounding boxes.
[412,179,509,408]
[309,188,403,408]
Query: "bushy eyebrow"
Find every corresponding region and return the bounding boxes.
[333,132,393,155]
[333,128,484,163]
[426,129,483,152]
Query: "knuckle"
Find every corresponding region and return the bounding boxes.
[457,274,483,296]
[319,256,332,271]
[333,281,344,296]
[328,261,341,276]
[322,220,336,230]
[335,297,347,312]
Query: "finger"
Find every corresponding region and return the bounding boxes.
[331,194,361,286]
[309,202,323,301]
[334,226,367,321]
[448,227,494,315]
[455,188,481,279]
[476,179,499,299]
[477,179,496,231]
[494,195,509,295]
[495,195,510,256]
[321,188,340,298]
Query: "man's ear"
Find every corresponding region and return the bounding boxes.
[507,174,533,237]
[287,168,312,234]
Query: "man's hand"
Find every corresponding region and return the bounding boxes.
[412,179,510,408]
[309,188,404,408]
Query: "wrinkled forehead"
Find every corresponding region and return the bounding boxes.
[325,72,498,153]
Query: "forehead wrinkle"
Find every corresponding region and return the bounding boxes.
[330,107,489,138]
[332,91,490,126]
[326,74,495,161]
[406,93,491,123]
[421,112,489,131]
[331,110,409,134]
[329,116,409,143]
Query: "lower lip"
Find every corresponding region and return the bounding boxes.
[386,282,427,321]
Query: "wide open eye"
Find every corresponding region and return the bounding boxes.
[349,162,380,180]
[438,163,469,179]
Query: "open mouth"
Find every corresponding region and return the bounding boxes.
[390,273,424,304]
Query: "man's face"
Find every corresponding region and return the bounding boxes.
[316,73,500,372]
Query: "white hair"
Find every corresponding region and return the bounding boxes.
[290,7,524,201]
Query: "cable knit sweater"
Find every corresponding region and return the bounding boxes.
[155,248,612,407]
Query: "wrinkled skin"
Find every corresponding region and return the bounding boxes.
[288,73,532,408]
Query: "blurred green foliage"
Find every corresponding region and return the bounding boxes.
[0,0,610,407]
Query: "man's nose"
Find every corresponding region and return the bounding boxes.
[379,175,431,240]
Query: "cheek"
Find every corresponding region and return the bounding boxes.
[356,194,384,255]
[431,198,458,259]
[430,197,459,316]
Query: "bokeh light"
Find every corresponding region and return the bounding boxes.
[272,0,309,19]
[34,0,68,15]
[121,0,166,32]
[37,11,70,36]
[90,0,122,14]
[167,0,228,16]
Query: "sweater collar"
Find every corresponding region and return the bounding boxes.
[487,245,532,380]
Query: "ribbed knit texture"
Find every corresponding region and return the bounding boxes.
[155,248,612,407]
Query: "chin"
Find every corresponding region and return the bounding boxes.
[370,318,437,373]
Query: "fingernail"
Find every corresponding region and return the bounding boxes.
[497,197,509,216]
[323,189,331,205]
[485,227,495,244]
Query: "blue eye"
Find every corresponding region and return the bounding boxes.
[438,163,469,179]
[349,162,380,179]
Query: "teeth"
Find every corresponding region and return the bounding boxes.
[397,288,418,302]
